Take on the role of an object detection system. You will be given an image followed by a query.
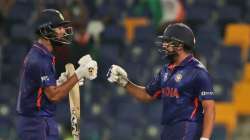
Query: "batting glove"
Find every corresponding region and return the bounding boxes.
[75,60,98,80]
[56,72,68,86]
[107,64,128,87]
[75,54,98,80]
[78,54,92,66]
[57,72,84,86]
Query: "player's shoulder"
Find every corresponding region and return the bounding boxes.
[188,58,211,79]
[190,58,213,81]
[26,47,50,67]
[31,45,49,57]
[190,58,208,72]
[27,48,42,61]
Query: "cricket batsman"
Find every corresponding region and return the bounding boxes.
[107,23,215,140]
[16,9,97,140]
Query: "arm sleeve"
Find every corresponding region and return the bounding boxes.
[145,70,162,99]
[38,60,57,88]
[194,69,214,100]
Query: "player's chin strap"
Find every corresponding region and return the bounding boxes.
[200,137,209,140]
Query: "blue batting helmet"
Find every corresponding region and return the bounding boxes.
[35,9,73,45]
[158,23,196,50]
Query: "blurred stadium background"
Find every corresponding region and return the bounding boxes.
[0,0,250,140]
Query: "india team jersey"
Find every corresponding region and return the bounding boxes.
[16,42,57,117]
[146,55,214,125]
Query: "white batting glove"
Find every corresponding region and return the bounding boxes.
[107,64,128,87]
[75,54,98,80]
[75,60,98,80]
[57,72,84,86]
[56,72,68,86]
[78,54,92,65]
[200,138,209,140]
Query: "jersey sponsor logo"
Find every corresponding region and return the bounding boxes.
[162,87,180,98]
[175,73,182,82]
[54,10,65,20]
[201,91,214,96]
[41,75,50,82]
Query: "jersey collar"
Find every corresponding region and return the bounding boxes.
[33,42,54,58]
[178,54,194,67]
[167,54,194,70]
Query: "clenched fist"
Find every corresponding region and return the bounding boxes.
[75,54,98,80]
[107,64,128,87]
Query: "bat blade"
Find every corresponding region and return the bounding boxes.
[65,63,80,140]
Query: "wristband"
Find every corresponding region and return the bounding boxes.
[200,137,209,140]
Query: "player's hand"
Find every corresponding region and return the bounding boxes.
[56,72,67,86]
[75,54,98,80]
[78,54,92,66]
[107,64,128,87]
[57,72,84,86]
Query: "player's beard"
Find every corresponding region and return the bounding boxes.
[158,48,178,63]
[166,50,178,63]
[50,39,66,47]
[50,39,67,55]
[50,30,73,47]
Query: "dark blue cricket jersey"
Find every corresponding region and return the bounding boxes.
[16,42,57,117]
[146,55,214,125]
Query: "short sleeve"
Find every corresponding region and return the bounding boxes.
[38,60,56,87]
[145,70,162,99]
[194,69,214,100]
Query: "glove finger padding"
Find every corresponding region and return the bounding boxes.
[107,65,128,87]
[107,74,119,83]
[78,54,92,66]
[56,72,67,86]
[112,65,127,78]
[75,55,98,80]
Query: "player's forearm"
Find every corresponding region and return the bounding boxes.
[125,81,154,103]
[201,103,215,139]
[45,74,79,102]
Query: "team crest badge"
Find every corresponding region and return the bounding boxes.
[175,73,182,82]
[59,13,64,20]
[55,10,65,20]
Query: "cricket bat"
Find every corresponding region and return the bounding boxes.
[65,63,80,140]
